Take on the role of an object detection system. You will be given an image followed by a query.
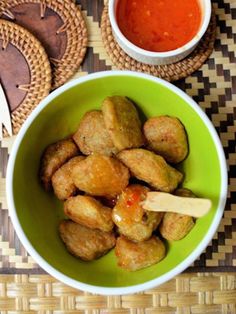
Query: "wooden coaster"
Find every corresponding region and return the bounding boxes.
[101,6,216,81]
[0,19,51,136]
[0,0,88,90]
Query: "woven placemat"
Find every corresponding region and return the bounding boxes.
[0,0,88,90]
[0,0,235,272]
[0,273,236,312]
[0,19,51,136]
[0,0,236,310]
[101,5,216,81]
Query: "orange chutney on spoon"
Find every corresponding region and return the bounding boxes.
[117,0,202,52]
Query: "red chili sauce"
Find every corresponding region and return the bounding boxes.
[117,0,202,52]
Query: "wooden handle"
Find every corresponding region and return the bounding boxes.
[0,82,12,137]
[142,192,212,218]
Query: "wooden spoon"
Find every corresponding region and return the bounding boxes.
[0,82,12,139]
[141,192,212,218]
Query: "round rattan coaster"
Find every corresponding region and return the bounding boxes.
[0,0,88,90]
[101,6,216,81]
[0,19,51,136]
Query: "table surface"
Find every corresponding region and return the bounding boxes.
[0,0,236,312]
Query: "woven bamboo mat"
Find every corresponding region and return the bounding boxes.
[0,0,236,310]
[0,273,235,313]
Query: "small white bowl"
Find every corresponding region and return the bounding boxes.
[109,0,212,65]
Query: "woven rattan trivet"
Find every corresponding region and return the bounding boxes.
[101,6,216,81]
[0,19,51,136]
[0,0,88,90]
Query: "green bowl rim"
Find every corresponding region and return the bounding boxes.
[6,71,228,295]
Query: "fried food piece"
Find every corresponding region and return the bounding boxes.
[40,139,79,191]
[113,185,163,242]
[59,220,116,261]
[159,213,194,241]
[118,149,183,193]
[64,195,114,232]
[174,188,195,198]
[72,154,130,198]
[102,96,144,151]
[144,116,188,164]
[73,110,118,156]
[115,236,166,271]
[52,156,85,200]
[159,188,195,241]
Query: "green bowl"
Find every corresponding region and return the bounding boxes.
[6,71,227,295]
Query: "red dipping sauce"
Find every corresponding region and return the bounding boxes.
[117,0,202,52]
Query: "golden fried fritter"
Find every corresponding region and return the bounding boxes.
[159,188,195,241]
[174,188,195,198]
[52,156,85,200]
[59,220,116,261]
[102,96,144,151]
[144,116,188,164]
[159,213,194,241]
[73,110,118,156]
[115,236,166,271]
[72,154,130,198]
[40,139,79,191]
[64,195,114,232]
[118,149,183,193]
[112,185,163,242]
